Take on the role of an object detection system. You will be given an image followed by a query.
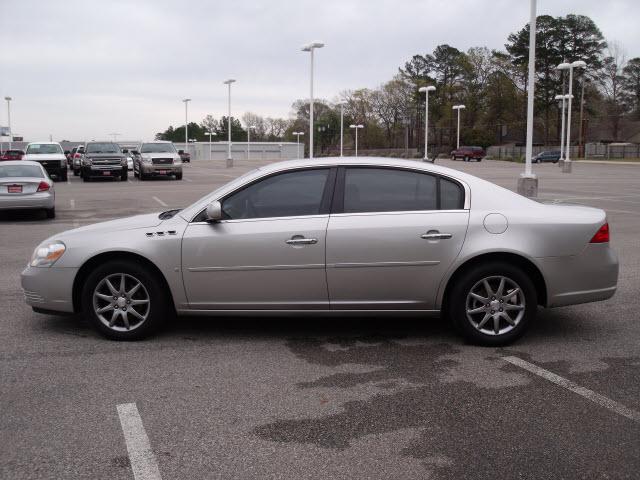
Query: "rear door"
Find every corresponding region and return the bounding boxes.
[326,167,469,310]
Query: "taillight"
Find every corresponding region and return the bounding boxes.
[590,223,609,243]
[37,181,50,192]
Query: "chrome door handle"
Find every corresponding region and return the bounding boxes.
[285,237,318,245]
[421,232,452,240]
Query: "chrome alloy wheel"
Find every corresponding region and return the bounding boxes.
[92,273,150,332]
[465,275,525,336]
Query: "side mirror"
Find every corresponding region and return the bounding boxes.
[205,201,223,222]
[132,150,139,155]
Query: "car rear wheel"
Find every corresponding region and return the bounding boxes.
[121,169,128,181]
[448,262,536,346]
[81,260,169,340]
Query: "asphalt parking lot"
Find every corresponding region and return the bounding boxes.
[1,157,639,479]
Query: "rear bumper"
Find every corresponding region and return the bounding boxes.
[0,191,54,210]
[21,265,77,313]
[538,243,618,307]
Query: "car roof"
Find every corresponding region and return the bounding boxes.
[0,160,44,168]
[26,141,62,145]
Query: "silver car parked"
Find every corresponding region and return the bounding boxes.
[21,157,618,345]
[0,161,55,218]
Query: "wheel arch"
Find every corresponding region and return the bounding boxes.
[439,252,548,312]
[72,251,176,314]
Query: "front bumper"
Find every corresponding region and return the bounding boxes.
[40,162,66,176]
[140,163,182,175]
[21,265,78,313]
[0,191,55,211]
[82,165,125,178]
[539,243,619,307]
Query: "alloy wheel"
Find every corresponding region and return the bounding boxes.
[92,273,150,332]
[465,275,525,336]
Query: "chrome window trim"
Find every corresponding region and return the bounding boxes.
[188,213,330,226]
[186,161,470,223]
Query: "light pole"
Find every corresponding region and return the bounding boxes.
[182,98,191,155]
[419,86,436,162]
[517,0,538,197]
[452,105,465,149]
[349,124,364,157]
[292,131,304,158]
[4,96,12,150]
[108,132,121,142]
[205,131,216,161]
[301,42,324,159]
[246,125,256,160]
[223,79,236,167]
[554,94,572,161]
[557,60,586,173]
[337,101,346,156]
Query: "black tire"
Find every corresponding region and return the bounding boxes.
[45,207,55,219]
[73,169,79,176]
[121,169,128,181]
[451,155,456,161]
[133,168,139,178]
[83,175,91,182]
[175,172,183,180]
[139,171,146,181]
[463,156,469,162]
[81,260,170,340]
[447,262,537,346]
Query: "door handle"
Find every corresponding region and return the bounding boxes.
[285,236,318,245]
[421,232,452,240]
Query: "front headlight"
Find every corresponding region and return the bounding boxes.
[30,242,66,267]
[142,157,152,163]
[82,157,92,166]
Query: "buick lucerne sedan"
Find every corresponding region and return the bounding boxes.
[21,158,618,345]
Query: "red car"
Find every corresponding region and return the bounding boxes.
[1,149,25,161]
[450,146,485,162]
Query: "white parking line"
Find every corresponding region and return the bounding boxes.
[117,403,163,480]
[503,356,640,423]
[152,196,167,207]
[184,178,193,182]
[70,199,75,209]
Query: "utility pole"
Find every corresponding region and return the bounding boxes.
[578,77,586,159]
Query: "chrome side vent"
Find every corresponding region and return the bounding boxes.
[167,230,177,235]
[145,231,178,237]
[145,232,153,237]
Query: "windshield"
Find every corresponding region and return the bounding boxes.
[25,144,63,155]
[86,143,121,154]
[0,164,44,178]
[140,143,177,154]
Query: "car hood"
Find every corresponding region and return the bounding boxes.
[57,212,165,239]
[23,154,66,161]
[140,152,178,158]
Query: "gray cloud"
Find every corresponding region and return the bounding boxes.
[1,0,638,141]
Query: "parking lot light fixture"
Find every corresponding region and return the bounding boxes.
[349,124,364,157]
[516,0,539,197]
[4,96,12,150]
[205,131,216,161]
[557,60,587,173]
[337,101,346,157]
[301,42,324,159]
[452,105,465,150]
[419,86,436,162]
[554,93,572,161]
[223,79,236,167]
[182,99,191,156]
[247,125,256,160]
[292,131,304,158]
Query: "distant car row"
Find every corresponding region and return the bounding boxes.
[1,140,185,182]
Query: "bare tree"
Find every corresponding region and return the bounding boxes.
[599,41,627,140]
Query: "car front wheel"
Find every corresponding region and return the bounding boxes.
[448,262,536,346]
[81,260,169,340]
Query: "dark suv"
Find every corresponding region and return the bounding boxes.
[451,146,485,162]
[81,142,128,182]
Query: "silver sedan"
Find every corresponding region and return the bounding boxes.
[0,161,55,218]
[21,157,618,345]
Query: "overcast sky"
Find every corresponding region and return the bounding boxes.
[1,0,638,142]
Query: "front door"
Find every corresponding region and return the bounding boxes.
[326,167,469,310]
[182,168,334,310]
